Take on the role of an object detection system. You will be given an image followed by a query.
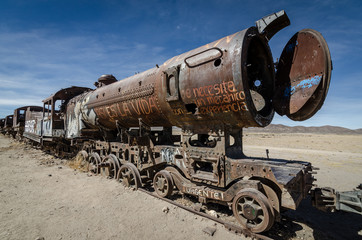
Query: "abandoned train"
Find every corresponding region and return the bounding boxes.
[2,11,360,234]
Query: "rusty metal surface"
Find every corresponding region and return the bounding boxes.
[1,115,14,137]
[4,115,13,127]
[41,86,92,140]
[232,188,274,232]
[256,10,290,41]
[81,25,331,133]
[0,10,338,235]
[42,86,91,103]
[23,107,44,142]
[13,106,43,137]
[312,186,362,215]
[274,29,332,121]
[117,163,142,189]
[83,27,276,132]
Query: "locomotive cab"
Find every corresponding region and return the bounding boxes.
[41,86,91,139]
[3,115,14,135]
[13,106,43,138]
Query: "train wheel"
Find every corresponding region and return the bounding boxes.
[261,183,279,230]
[117,163,141,189]
[153,170,174,198]
[88,152,101,175]
[109,154,121,169]
[232,188,275,233]
[100,155,118,179]
[73,150,89,171]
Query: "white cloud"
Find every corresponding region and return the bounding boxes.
[0,98,41,106]
[0,27,170,117]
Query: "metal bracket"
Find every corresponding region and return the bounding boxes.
[138,118,151,137]
[164,65,180,102]
[184,47,223,68]
[335,187,362,214]
[255,10,290,41]
[116,120,129,143]
[311,186,362,215]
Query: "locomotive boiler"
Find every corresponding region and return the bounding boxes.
[13,10,357,235]
[77,11,331,135]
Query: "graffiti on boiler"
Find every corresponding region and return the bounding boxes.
[179,80,249,115]
[94,96,160,121]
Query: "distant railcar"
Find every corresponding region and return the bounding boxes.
[13,106,43,139]
[3,115,14,136]
[23,106,44,142]
[0,118,5,134]
[23,87,91,156]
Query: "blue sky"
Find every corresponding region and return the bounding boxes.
[0,0,361,129]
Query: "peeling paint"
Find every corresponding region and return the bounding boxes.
[284,75,322,97]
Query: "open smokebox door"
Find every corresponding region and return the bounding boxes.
[273,29,332,121]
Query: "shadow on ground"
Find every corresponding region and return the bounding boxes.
[149,183,361,240]
[267,196,362,240]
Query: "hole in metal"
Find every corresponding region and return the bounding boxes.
[185,103,197,114]
[254,80,261,87]
[214,58,222,67]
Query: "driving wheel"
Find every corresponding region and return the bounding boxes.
[153,170,174,198]
[232,188,275,233]
[88,152,101,175]
[117,163,141,189]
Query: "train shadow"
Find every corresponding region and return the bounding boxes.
[267,196,362,240]
[144,183,361,239]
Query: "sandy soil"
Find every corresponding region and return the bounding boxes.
[0,133,361,240]
[243,133,362,191]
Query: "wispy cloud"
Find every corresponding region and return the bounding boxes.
[0,28,168,115]
[0,98,41,106]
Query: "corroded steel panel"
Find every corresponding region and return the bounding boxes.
[274,29,332,121]
[84,27,276,132]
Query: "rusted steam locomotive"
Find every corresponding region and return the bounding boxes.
[1,11,361,233]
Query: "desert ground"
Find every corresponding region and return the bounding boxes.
[0,132,361,240]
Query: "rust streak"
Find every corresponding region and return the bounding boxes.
[226,33,237,43]
[163,56,176,66]
[213,38,223,47]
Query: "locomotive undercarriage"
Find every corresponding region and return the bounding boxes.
[71,125,314,233]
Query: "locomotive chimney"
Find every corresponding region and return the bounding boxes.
[94,74,117,88]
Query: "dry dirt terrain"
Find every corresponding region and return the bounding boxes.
[0,132,361,240]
